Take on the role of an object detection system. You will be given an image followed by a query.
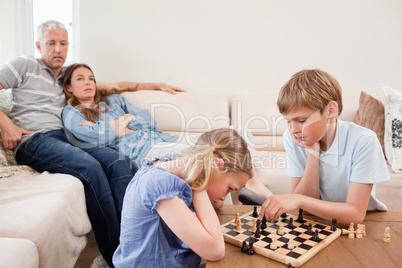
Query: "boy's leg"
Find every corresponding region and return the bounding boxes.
[15,129,120,267]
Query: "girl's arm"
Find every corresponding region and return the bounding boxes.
[156,190,225,261]
[259,182,373,226]
[96,81,186,95]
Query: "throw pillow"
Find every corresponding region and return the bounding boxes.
[383,85,402,173]
[0,88,12,117]
[0,133,35,178]
[353,91,385,154]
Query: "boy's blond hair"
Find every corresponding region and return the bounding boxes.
[277,69,343,115]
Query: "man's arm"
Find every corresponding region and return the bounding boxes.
[96,81,186,95]
[0,83,34,149]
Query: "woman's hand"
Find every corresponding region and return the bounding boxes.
[112,114,135,137]
[80,120,95,126]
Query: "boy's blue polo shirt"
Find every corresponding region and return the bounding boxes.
[284,119,389,211]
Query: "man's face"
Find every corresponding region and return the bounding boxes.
[36,28,69,75]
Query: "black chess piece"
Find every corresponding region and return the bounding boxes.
[252,206,258,218]
[281,213,287,219]
[261,216,267,229]
[296,208,304,223]
[331,218,337,231]
[307,223,313,235]
[255,226,261,238]
[287,217,295,229]
[241,240,248,253]
[313,229,319,241]
[247,238,254,255]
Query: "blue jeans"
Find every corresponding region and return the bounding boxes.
[15,129,134,267]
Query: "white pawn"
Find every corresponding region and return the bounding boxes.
[270,233,278,249]
[356,227,363,239]
[383,227,390,242]
[348,223,355,239]
[288,237,295,249]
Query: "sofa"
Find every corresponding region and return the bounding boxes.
[1,90,401,267]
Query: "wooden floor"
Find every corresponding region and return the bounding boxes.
[74,231,101,268]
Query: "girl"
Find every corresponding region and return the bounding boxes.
[62,63,182,170]
[112,128,253,267]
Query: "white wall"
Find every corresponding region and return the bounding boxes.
[0,0,18,64]
[79,0,402,98]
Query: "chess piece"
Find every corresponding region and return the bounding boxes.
[356,227,363,239]
[357,224,366,236]
[270,233,277,249]
[252,206,258,218]
[383,227,390,242]
[261,216,267,229]
[288,237,295,249]
[287,218,295,229]
[255,227,261,238]
[307,223,313,235]
[348,223,355,239]
[235,213,242,231]
[241,240,248,253]
[248,238,255,255]
[330,218,337,231]
[296,208,304,223]
[278,222,285,235]
[313,229,319,242]
[281,213,287,219]
[251,218,257,233]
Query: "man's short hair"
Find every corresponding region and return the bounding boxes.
[37,20,67,42]
[277,69,343,115]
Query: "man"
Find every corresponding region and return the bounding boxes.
[0,20,182,267]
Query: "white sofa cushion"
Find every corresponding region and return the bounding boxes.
[0,238,39,268]
[121,91,230,133]
[0,171,91,267]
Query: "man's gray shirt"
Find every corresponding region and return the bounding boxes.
[0,56,65,147]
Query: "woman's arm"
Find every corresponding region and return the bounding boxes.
[62,106,117,146]
[260,182,373,226]
[156,190,225,261]
[96,81,186,95]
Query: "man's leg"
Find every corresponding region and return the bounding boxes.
[15,129,120,267]
[81,146,134,220]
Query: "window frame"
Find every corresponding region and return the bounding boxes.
[17,0,80,64]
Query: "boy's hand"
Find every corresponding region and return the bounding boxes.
[259,194,303,221]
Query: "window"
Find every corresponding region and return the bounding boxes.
[18,0,79,63]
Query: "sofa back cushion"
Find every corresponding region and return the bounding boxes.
[231,93,360,151]
[231,93,286,151]
[121,91,230,134]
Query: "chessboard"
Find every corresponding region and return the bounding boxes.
[221,207,341,267]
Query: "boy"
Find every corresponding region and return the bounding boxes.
[259,69,389,226]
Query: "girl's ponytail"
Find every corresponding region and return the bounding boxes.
[183,128,253,190]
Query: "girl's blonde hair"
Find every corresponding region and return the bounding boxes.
[62,63,133,122]
[183,128,253,191]
[277,69,343,115]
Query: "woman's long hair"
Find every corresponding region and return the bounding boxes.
[62,63,132,122]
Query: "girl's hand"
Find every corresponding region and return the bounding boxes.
[259,194,303,221]
[80,120,95,126]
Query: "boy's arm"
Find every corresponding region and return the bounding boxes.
[291,144,321,199]
[96,81,186,95]
[260,182,372,226]
[156,191,225,261]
